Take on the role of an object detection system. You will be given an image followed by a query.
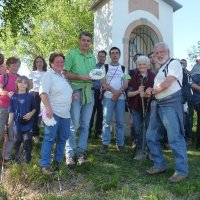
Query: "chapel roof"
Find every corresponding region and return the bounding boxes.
[90,0,182,12]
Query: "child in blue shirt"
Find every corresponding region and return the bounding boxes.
[8,76,36,163]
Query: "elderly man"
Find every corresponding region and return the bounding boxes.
[145,42,188,183]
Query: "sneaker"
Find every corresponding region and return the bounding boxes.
[101,144,109,153]
[41,167,54,176]
[77,154,88,165]
[66,157,76,168]
[132,140,137,149]
[146,167,166,175]
[168,173,187,183]
[116,145,125,153]
[133,151,146,160]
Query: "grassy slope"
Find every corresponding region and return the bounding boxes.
[1,136,200,200]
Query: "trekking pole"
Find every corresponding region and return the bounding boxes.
[1,124,9,183]
[140,78,146,155]
[57,170,64,200]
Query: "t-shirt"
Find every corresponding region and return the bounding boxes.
[104,64,129,100]
[29,71,46,92]
[0,73,18,108]
[39,69,73,118]
[64,48,96,89]
[154,59,183,99]
[8,93,36,132]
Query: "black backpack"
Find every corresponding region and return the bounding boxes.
[104,64,125,74]
[163,59,193,103]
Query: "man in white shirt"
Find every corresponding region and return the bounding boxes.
[145,42,188,183]
[100,47,130,152]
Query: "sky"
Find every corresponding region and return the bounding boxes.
[173,0,200,68]
[18,0,199,75]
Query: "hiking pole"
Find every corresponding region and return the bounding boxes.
[57,170,64,200]
[140,78,147,156]
[1,124,9,183]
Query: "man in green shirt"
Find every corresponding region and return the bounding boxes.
[64,31,96,167]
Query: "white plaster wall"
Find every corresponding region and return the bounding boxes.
[93,0,113,60]
[157,0,174,56]
[110,0,174,63]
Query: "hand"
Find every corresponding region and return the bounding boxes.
[8,91,14,97]
[79,75,92,81]
[140,91,145,98]
[72,92,79,100]
[145,87,153,97]
[111,91,121,101]
[46,106,53,119]
[23,112,33,120]
[138,86,145,92]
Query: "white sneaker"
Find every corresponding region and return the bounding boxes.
[66,157,75,167]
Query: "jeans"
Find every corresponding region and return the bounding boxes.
[132,109,150,150]
[30,92,41,136]
[40,114,70,168]
[146,101,188,176]
[0,107,14,160]
[14,131,32,163]
[102,97,125,146]
[89,89,103,135]
[65,89,94,158]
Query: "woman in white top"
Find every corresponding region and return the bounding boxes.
[29,56,47,138]
[39,52,73,175]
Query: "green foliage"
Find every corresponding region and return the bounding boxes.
[0,0,44,36]
[2,136,200,199]
[188,41,200,65]
[0,0,94,67]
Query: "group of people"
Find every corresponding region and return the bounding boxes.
[1,31,200,184]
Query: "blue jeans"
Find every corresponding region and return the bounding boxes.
[65,89,94,158]
[132,109,150,150]
[40,114,70,168]
[102,97,125,146]
[146,102,188,176]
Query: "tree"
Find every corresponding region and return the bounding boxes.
[0,0,94,67]
[188,41,200,65]
[0,0,44,36]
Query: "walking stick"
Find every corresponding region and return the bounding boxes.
[139,76,148,157]
[1,124,9,182]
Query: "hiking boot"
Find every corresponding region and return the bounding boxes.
[41,167,54,176]
[133,151,146,160]
[101,144,109,153]
[66,157,76,168]
[52,161,59,171]
[146,167,166,175]
[116,145,125,153]
[77,153,88,165]
[168,173,187,183]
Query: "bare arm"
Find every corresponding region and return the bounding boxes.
[63,70,92,81]
[146,76,176,96]
[40,92,53,118]
[8,113,14,126]
[191,83,200,91]
[29,79,33,90]
[0,84,14,97]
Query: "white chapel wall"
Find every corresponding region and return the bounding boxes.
[93,0,113,60]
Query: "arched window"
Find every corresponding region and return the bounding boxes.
[129,25,159,69]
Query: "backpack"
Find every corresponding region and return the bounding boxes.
[104,64,125,74]
[2,73,20,89]
[163,59,193,103]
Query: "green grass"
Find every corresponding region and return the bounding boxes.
[1,134,200,200]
